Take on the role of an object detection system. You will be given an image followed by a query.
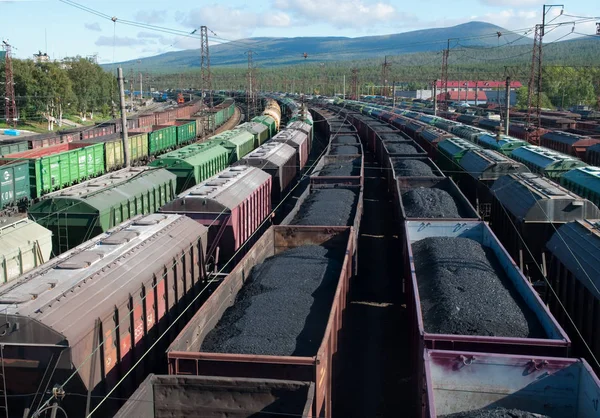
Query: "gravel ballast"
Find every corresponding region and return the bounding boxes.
[330,145,361,155]
[392,159,438,177]
[441,408,551,418]
[402,188,462,218]
[319,158,361,177]
[413,236,545,337]
[201,245,343,356]
[331,135,359,144]
[292,188,357,226]
[386,142,419,154]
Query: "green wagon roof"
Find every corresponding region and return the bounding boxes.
[28,167,176,217]
[151,143,229,168]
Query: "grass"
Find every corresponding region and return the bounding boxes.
[0,121,51,134]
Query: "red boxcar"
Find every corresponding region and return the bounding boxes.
[159,165,272,266]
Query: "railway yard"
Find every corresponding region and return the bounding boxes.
[1,91,600,418]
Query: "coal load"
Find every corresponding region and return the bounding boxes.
[392,160,438,177]
[413,237,545,338]
[331,135,359,145]
[292,189,357,226]
[402,188,461,218]
[330,145,361,155]
[441,408,551,418]
[319,158,361,177]
[386,142,419,154]
[201,245,342,356]
[380,133,406,141]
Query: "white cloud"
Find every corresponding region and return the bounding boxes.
[95,36,148,47]
[135,10,168,24]
[84,22,102,32]
[137,32,165,39]
[273,0,400,28]
[480,0,543,7]
[179,5,292,40]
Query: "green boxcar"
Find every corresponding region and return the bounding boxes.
[475,134,527,156]
[177,118,203,142]
[207,129,255,164]
[0,160,31,209]
[252,116,277,138]
[150,142,229,193]
[148,125,177,155]
[82,132,149,170]
[0,141,28,157]
[3,142,105,198]
[437,138,482,172]
[561,166,600,208]
[237,122,270,147]
[175,120,197,145]
[28,167,177,255]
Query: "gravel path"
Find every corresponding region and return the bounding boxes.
[292,188,358,226]
[386,142,420,154]
[413,237,545,337]
[330,145,361,155]
[392,159,439,177]
[402,188,461,218]
[441,408,551,418]
[319,158,361,177]
[201,245,342,356]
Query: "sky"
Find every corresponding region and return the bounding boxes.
[1,0,598,64]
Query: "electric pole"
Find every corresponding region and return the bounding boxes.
[433,80,438,116]
[527,4,563,137]
[504,76,511,135]
[200,26,213,134]
[381,56,391,97]
[2,41,17,127]
[247,50,256,119]
[350,68,359,100]
[117,68,130,167]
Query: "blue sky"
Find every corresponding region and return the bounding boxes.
[1,0,598,64]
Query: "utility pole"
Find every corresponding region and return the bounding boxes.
[527,4,563,136]
[440,40,451,110]
[246,50,256,119]
[392,81,397,107]
[504,76,511,135]
[381,56,391,97]
[350,68,359,100]
[343,75,346,99]
[117,68,130,167]
[139,72,143,101]
[2,41,17,127]
[433,80,438,116]
[200,26,213,134]
[320,63,326,96]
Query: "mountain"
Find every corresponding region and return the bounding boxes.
[108,21,600,72]
[110,22,533,71]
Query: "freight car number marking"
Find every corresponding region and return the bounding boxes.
[134,322,144,341]
[147,313,154,326]
[1,191,14,201]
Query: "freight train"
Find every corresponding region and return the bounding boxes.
[0,97,319,418]
[0,99,232,212]
[334,101,600,385]
[25,99,285,258]
[341,99,600,212]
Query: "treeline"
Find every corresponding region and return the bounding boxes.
[0,57,118,125]
[150,62,600,109]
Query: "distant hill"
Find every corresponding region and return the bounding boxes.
[108,21,599,72]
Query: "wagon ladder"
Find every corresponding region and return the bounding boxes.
[0,345,9,418]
